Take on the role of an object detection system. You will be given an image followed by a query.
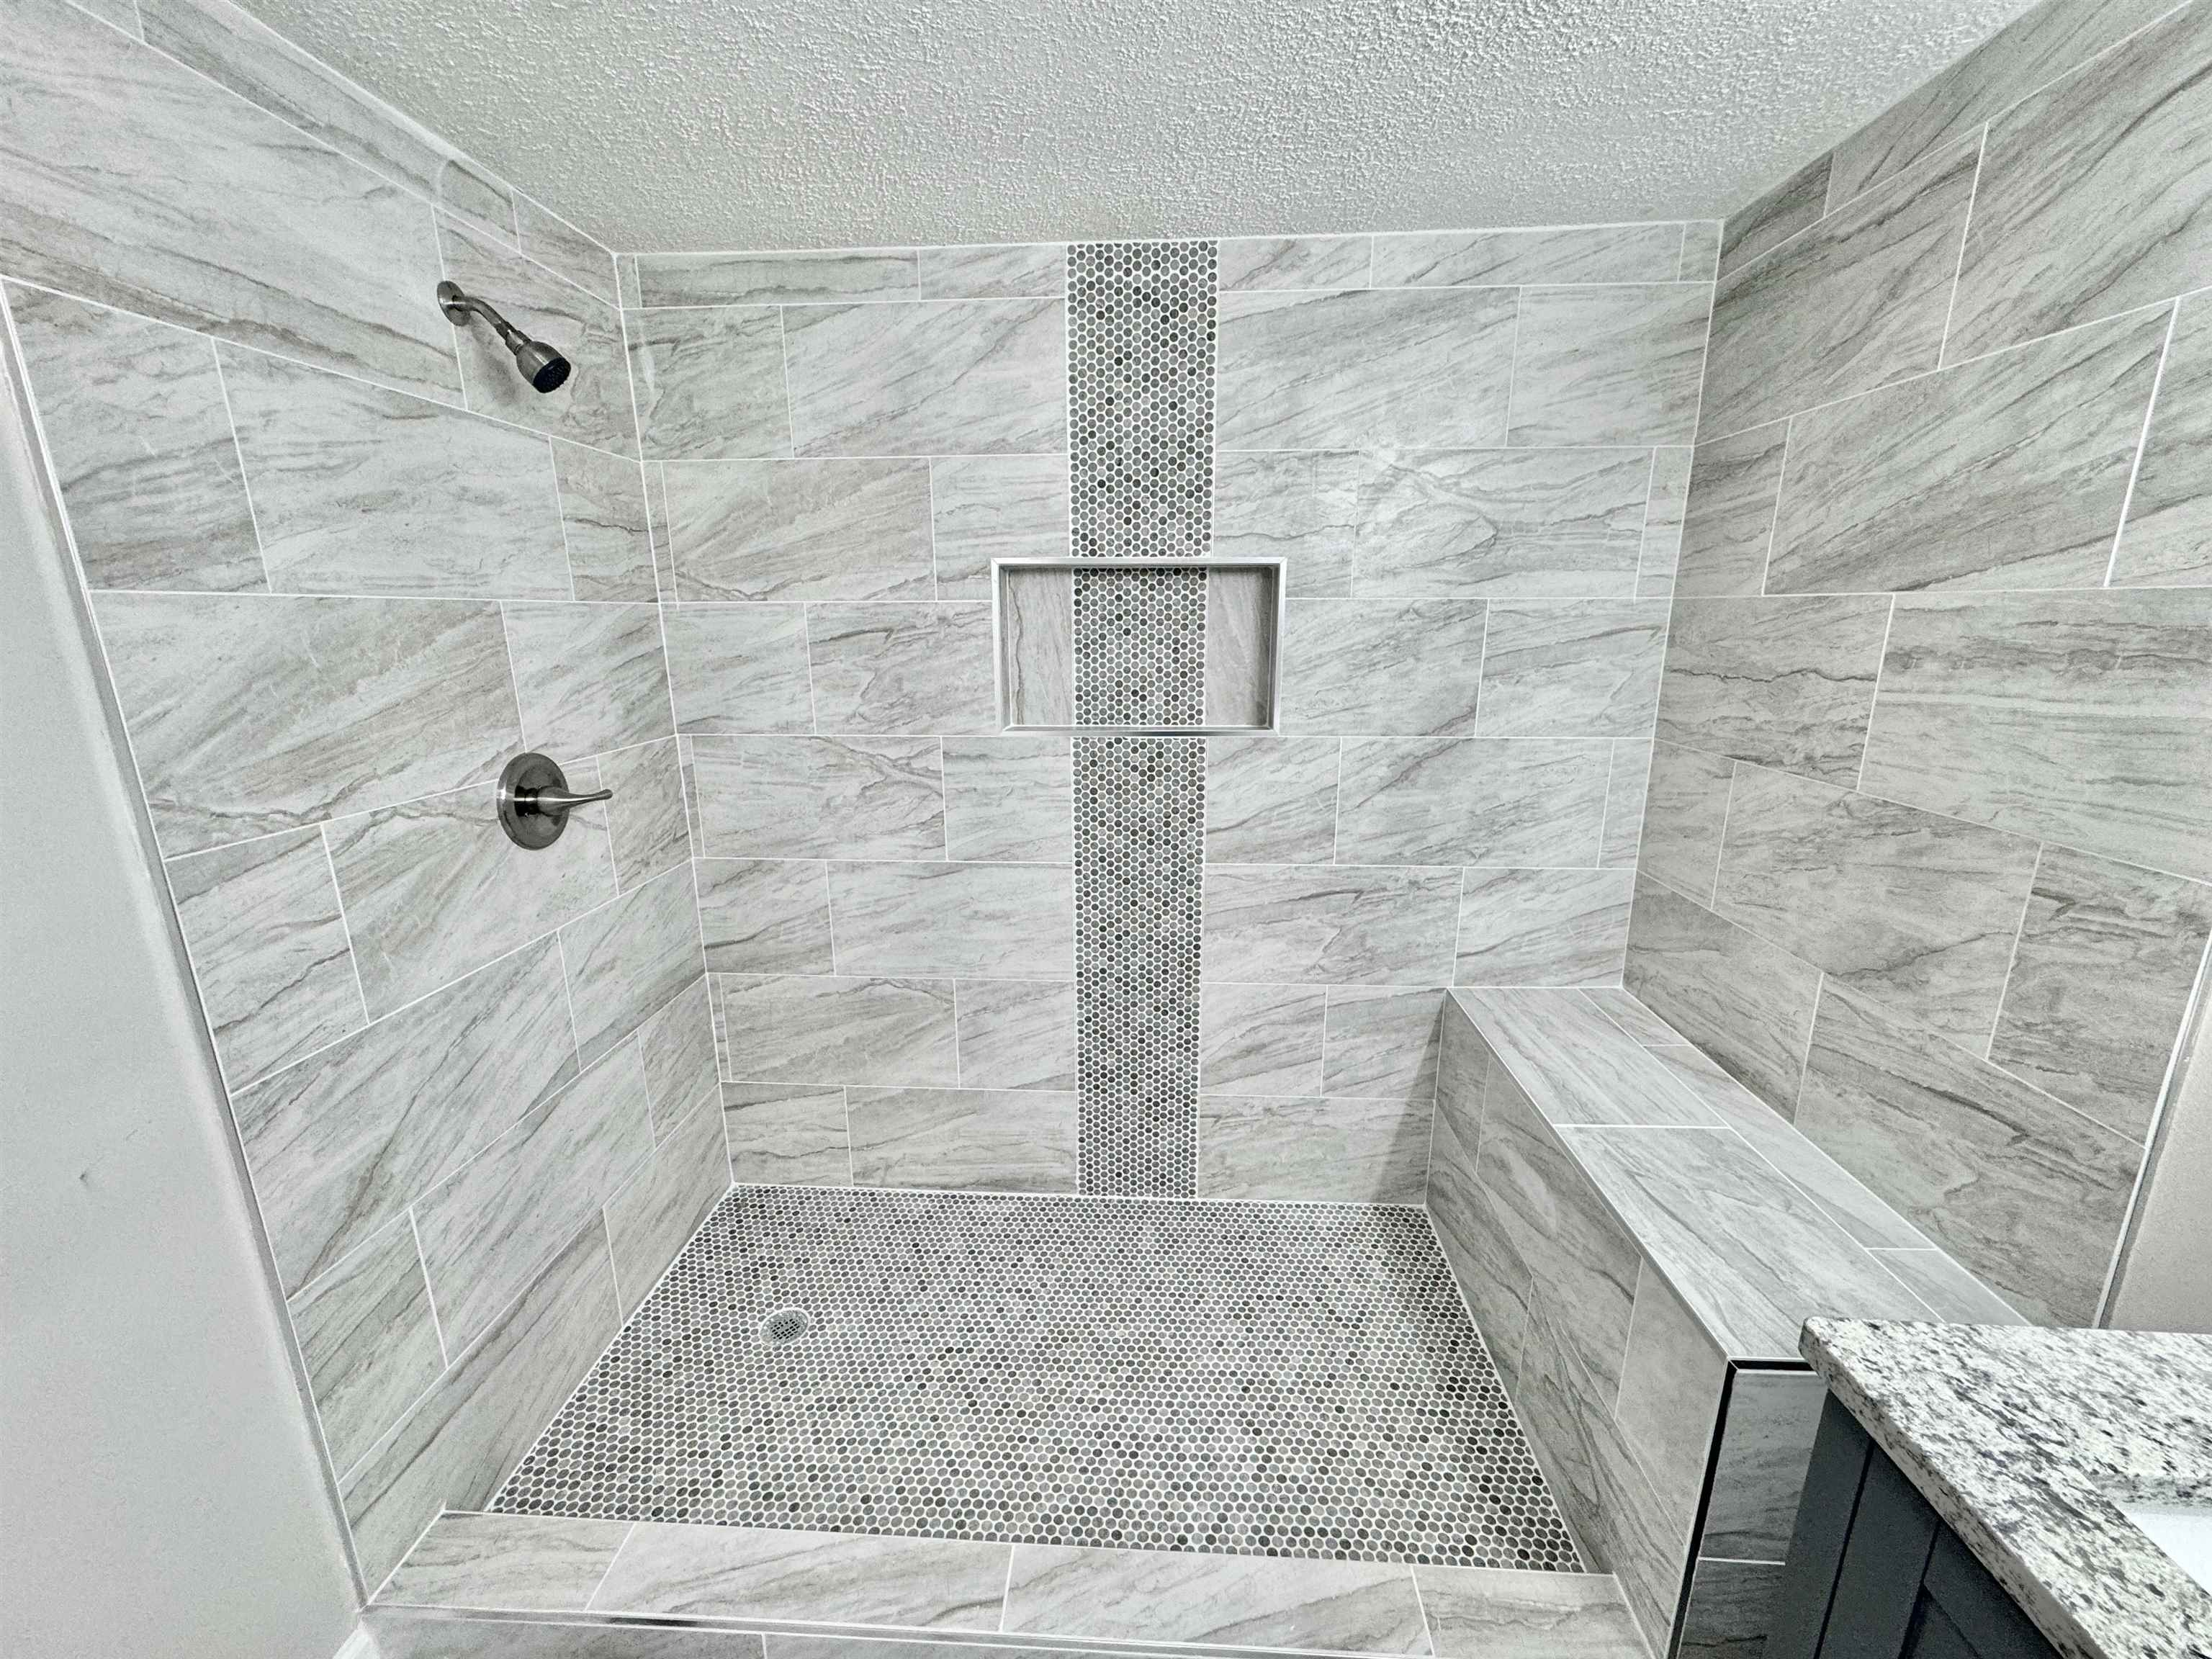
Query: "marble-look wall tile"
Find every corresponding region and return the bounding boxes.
[917,243,1065,300]
[604,1093,726,1313]
[1655,596,1892,787]
[1280,599,1485,734]
[1478,599,1670,739]
[826,860,1073,980]
[626,306,791,460]
[783,299,1066,457]
[845,1086,1079,1192]
[503,601,672,757]
[167,826,364,1088]
[1768,306,2168,593]
[928,455,1070,596]
[954,979,1076,1091]
[638,974,718,1133]
[0,0,458,402]
[1870,1245,2029,1325]
[1946,3,2212,359]
[941,737,1072,863]
[413,1040,652,1352]
[1988,845,2212,1140]
[723,1082,850,1186]
[1638,447,1693,600]
[1794,981,2144,1324]
[325,781,615,1015]
[1199,982,1328,1095]
[1321,986,1444,1099]
[1857,590,2212,883]
[1639,742,1735,902]
[1701,137,1978,439]
[1375,222,1683,288]
[626,250,916,307]
[687,736,945,860]
[559,865,701,1064]
[592,1524,1007,1628]
[6,284,263,592]
[806,603,997,735]
[1218,234,1372,291]
[219,345,569,599]
[1712,765,2040,1044]
[1415,1565,1647,1659]
[1611,1265,1728,1514]
[1701,1369,1830,1561]
[439,220,634,457]
[696,859,833,976]
[593,739,689,892]
[716,973,957,1087]
[662,459,934,601]
[1677,1559,1787,1659]
[93,591,521,855]
[1336,738,1611,868]
[552,441,655,601]
[661,606,814,736]
[1721,153,1834,279]
[1210,451,1357,597]
[1601,739,1655,871]
[2116,292,2211,586]
[382,1511,633,1610]
[1624,876,1822,1112]
[1676,423,1789,597]
[1203,737,1339,864]
[1453,986,1716,1128]
[1456,868,1635,986]
[1197,1093,1431,1202]
[1508,284,1709,447]
[1583,986,1689,1049]
[1203,865,1461,986]
[1681,221,1724,282]
[514,196,614,302]
[1428,1027,1537,1387]
[1215,287,1519,450]
[288,1215,444,1478]
[999,565,1074,728]
[1205,565,1277,728]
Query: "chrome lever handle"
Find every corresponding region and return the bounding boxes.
[524,785,613,813]
[497,752,613,850]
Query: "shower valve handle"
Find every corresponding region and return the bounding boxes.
[497,752,612,850]
[525,784,613,814]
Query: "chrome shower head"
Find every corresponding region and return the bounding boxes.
[436,280,572,393]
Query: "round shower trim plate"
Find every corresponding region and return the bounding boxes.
[760,1305,814,1345]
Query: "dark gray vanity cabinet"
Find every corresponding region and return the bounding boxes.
[1768,1395,2059,1659]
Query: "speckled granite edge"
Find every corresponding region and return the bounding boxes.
[1803,1319,2212,1659]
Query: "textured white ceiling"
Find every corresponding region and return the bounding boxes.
[238,0,2036,253]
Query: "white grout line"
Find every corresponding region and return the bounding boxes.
[1706,762,1740,909]
[204,341,279,592]
[2104,300,2180,586]
[1851,597,1898,795]
[317,822,374,1028]
[1981,845,2044,1061]
[1933,125,1991,368]
[581,1520,638,1614]
[407,1209,452,1367]
[544,435,581,601]
[1752,418,1794,593]
[1497,292,1527,447]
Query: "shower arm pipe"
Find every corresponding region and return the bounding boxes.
[437,282,531,352]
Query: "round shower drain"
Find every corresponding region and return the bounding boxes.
[760,1306,813,1345]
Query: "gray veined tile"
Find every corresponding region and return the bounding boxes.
[846,1086,1079,1192]
[1612,1265,1728,1516]
[590,1522,1007,1627]
[661,606,814,736]
[91,591,521,856]
[1680,221,1723,283]
[1321,985,1445,1100]
[1721,153,1834,279]
[1655,596,1892,787]
[552,441,655,601]
[514,196,616,302]
[716,974,957,1088]
[626,249,916,307]
[383,1511,633,1610]
[1210,451,1357,598]
[288,1215,443,1480]
[559,863,703,1064]
[66,0,138,30]
[723,1082,850,1186]
[1218,233,1372,291]
[1701,1369,1828,1561]
[1413,1565,1645,1659]
[1002,1544,1431,1652]
[1601,738,1655,869]
[230,940,576,1292]
[662,459,933,601]
[1215,287,1519,450]
[940,736,1072,863]
[1869,1246,2029,1325]
[218,344,570,599]
[166,826,364,1089]
[1857,590,2212,882]
[645,461,677,601]
[1676,1559,1787,1659]
[1199,982,1328,1094]
[687,736,945,860]
[1582,987,1689,1048]
[1794,979,2144,1326]
[591,739,690,892]
[954,979,1076,1091]
[1455,868,1635,987]
[696,858,833,976]
[1452,986,1717,1128]
[1280,598,1486,734]
[503,601,672,757]
[1767,305,2170,593]
[1334,737,1612,867]
[2116,290,2212,587]
[1203,866,1460,986]
[1701,136,1978,439]
[439,218,634,457]
[928,455,1070,597]
[917,242,1065,300]
[1987,844,2212,1141]
[1205,565,1277,729]
[626,305,791,460]
[1478,599,1671,739]
[825,860,1073,980]
[365,1617,762,1658]
[605,1091,727,1313]
[1429,1034,1537,1389]
[1508,284,1709,447]
[1945,2,2212,360]
[1197,1093,1433,1202]
[1375,223,1683,288]
[413,1039,652,1352]
[783,298,1066,457]
[639,975,718,1135]
[325,781,616,1016]
[806,602,997,734]
[0,0,458,401]
[1203,735,1340,864]
[999,565,1074,728]
[1639,742,1737,903]
[5,284,263,592]
[1676,422,1789,597]
[1712,765,2041,1046]
[1638,447,1694,599]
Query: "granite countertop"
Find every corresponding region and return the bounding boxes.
[1803,1320,2212,1659]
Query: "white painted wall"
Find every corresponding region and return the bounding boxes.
[0,339,360,1656]
[2110,976,2212,1335]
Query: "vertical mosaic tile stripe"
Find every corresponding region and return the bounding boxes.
[1068,240,1218,1197]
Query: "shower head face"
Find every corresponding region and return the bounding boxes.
[515,340,572,393]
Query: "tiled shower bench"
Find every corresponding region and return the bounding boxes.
[1428,987,2026,1659]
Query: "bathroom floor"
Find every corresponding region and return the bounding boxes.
[495,1186,1581,1570]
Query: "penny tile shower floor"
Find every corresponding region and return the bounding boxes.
[495,1185,1583,1570]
